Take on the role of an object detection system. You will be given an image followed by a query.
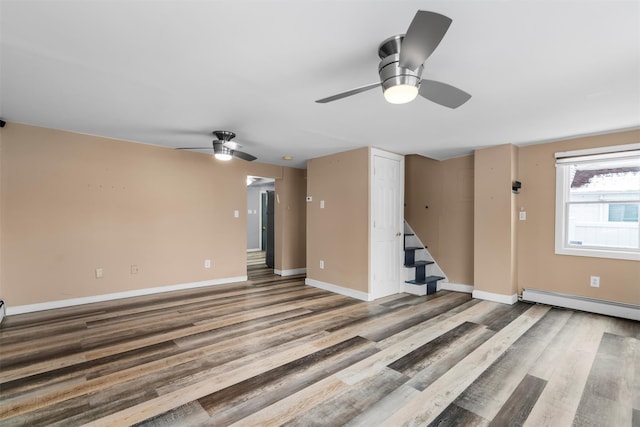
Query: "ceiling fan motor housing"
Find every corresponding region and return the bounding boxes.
[212,130,236,142]
[377,35,423,94]
[378,54,423,93]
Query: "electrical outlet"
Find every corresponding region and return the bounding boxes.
[319,260,324,269]
[130,265,139,274]
[95,268,103,279]
[590,276,600,288]
[205,259,211,269]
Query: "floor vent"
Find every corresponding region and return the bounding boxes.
[522,288,639,321]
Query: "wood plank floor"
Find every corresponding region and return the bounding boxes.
[0,267,638,426]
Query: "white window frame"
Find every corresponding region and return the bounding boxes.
[555,143,640,261]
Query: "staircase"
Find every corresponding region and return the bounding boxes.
[403,221,445,296]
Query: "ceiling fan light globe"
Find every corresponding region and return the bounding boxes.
[384,84,419,104]
[378,54,422,104]
[213,143,234,161]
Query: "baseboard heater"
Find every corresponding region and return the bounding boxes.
[522,288,639,321]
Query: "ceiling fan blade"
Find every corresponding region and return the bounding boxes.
[419,79,471,109]
[315,82,380,103]
[232,150,257,161]
[399,11,452,71]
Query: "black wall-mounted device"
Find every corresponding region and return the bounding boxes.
[512,180,522,194]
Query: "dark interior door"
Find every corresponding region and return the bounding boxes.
[261,193,268,251]
[266,191,275,268]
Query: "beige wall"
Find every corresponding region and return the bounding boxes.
[245,162,307,272]
[277,167,307,272]
[405,154,474,285]
[474,144,517,297]
[409,132,638,305]
[1,123,306,307]
[510,145,519,293]
[517,130,640,304]
[306,147,369,293]
[3,121,635,309]
[439,155,475,285]
[0,127,3,296]
[405,155,441,257]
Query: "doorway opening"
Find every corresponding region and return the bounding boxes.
[246,176,275,272]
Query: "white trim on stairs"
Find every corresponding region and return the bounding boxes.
[404,282,428,296]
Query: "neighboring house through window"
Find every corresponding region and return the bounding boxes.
[555,144,640,261]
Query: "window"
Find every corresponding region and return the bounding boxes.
[555,144,640,261]
[608,204,639,222]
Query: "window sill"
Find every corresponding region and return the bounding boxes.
[555,246,640,261]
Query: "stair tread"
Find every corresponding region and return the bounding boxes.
[404,260,434,267]
[404,275,445,285]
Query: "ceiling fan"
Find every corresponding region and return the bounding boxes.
[177,130,257,161]
[316,10,471,108]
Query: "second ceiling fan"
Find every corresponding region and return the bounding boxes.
[177,130,257,161]
[316,10,471,108]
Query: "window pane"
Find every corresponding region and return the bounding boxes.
[608,204,639,222]
[568,203,639,249]
[569,158,640,202]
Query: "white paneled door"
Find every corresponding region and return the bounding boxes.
[371,150,404,299]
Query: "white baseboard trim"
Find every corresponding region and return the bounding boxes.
[5,276,248,316]
[439,282,474,294]
[246,248,262,252]
[305,278,372,301]
[274,268,307,277]
[472,289,518,305]
[522,288,640,321]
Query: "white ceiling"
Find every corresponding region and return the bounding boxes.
[1,1,639,169]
